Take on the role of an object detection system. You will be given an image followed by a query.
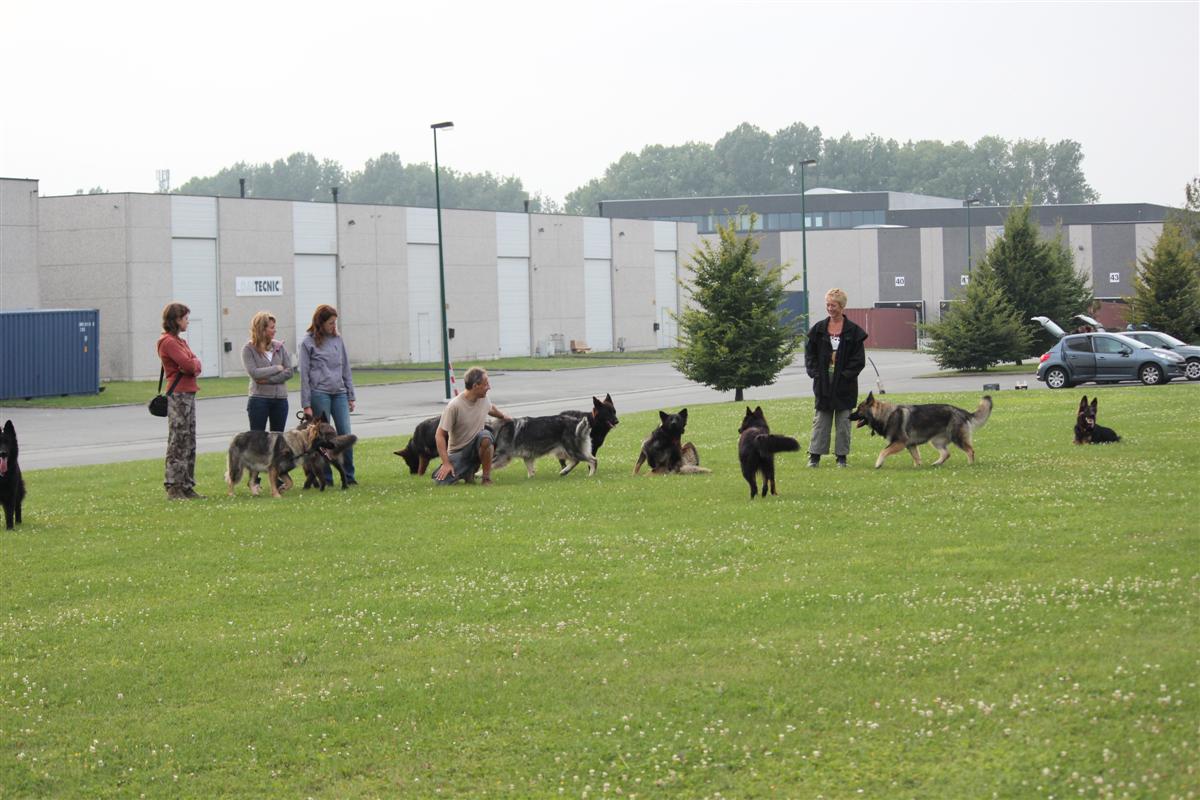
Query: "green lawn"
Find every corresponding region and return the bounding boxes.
[2,386,1196,797]
[0,350,674,409]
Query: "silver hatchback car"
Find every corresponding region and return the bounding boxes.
[1032,317,1186,388]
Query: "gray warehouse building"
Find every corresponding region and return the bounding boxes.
[601,190,1173,344]
[0,177,698,381]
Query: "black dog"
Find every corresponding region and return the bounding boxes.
[394,415,441,475]
[559,394,618,470]
[1,420,27,529]
[633,408,710,475]
[1075,395,1120,444]
[297,412,358,490]
[490,414,596,477]
[737,407,800,499]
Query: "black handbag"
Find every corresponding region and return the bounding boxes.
[149,368,183,417]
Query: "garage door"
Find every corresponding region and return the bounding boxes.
[497,257,530,357]
[408,244,441,363]
[584,258,613,352]
[171,238,220,377]
[294,254,337,348]
[654,251,679,348]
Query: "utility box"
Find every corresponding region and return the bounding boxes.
[0,309,100,400]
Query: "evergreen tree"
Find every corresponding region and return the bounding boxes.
[982,202,1092,356]
[921,263,1032,371]
[674,214,800,401]
[1126,222,1200,340]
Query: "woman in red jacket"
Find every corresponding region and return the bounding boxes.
[157,302,204,500]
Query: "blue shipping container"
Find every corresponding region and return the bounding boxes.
[0,309,100,400]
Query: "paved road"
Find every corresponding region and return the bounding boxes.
[2,350,1047,470]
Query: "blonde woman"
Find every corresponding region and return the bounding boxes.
[242,311,293,432]
[804,288,868,467]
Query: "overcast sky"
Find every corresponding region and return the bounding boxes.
[3,0,1197,207]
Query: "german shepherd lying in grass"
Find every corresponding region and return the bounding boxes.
[849,392,992,468]
[299,413,358,490]
[1,420,26,530]
[737,407,800,498]
[559,394,618,471]
[1074,395,1120,444]
[394,415,441,475]
[225,421,328,497]
[634,408,710,475]
[490,414,596,477]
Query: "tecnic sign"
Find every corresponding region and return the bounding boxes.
[236,277,284,296]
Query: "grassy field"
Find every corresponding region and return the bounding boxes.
[1,386,1197,797]
[0,350,674,409]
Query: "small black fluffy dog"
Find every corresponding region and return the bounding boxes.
[1,420,27,530]
[1074,395,1120,444]
[633,408,710,475]
[394,415,442,475]
[737,406,800,499]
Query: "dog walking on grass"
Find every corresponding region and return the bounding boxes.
[737,407,800,499]
[849,392,992,469]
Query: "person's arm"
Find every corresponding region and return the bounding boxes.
[299,339,312,413]
[340,338,356,411]
[804,329,820,378]
[488,404,512,422]
[842,329,868,379]
[162,336,202,376]
[433,427,455,480]
[243,344,281,383]
[269,342,294,383]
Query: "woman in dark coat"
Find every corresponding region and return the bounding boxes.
[804,287,868,467]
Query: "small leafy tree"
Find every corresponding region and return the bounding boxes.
[921,262,1032,371]
[674,214,800,401]
[983,201,1092,356]
[1126,221,1200,340]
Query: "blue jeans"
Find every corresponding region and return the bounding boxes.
[247,396,289,432]
[309,391,355,482]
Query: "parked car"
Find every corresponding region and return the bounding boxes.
[1032,316,1186,388]
[1116,330,1200,381]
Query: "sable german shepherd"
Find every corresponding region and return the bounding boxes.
[0,420,26,530]
[298,413,359,490]
[634,408,710,475]
[225,421,329,497]
[560,394,619,470]
[737,407,800,499]
[394,415,441,475]
[849,392,993,468]
[1074,395,1120,444]
[490,414,596,477]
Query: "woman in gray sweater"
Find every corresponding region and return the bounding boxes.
[242,311,294,432]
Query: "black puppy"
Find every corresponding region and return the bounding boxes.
[394,415,441,475]
[560,394,619,470]
[633,408,710,475]
[737,407,800,499]
[0,420,27,530]
[1074,395,1120,444]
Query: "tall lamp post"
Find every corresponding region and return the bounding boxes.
[799,158,818,332]
[431,121,454,400]
[964,197,980,277]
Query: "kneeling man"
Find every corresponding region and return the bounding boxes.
[433,367,512,486]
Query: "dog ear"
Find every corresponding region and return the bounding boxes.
[745,406,753,416]
[864,391,874,404]
[754,406,762,415]
[604,393,613,405]
[3,420,13,436]
[659,410,669,423]
[1078,395,1089,412]
[679,408,687,422]
[593,396,603,409]
[1090,398,1099,413]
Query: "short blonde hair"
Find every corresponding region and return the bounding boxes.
[825,288,848,309]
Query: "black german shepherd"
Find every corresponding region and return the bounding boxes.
[490,414,596,477]
[849,392,992,468]
[737,407,800,499]
[394,415,441,475]
[299,412,358,490]
[560,394,618,470]
[1074,395,1120,444]
[1,420,26,530]
[634,408,710,475]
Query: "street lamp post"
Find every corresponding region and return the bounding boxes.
[964,197,981,277]
[799,158,818,333]
[431,121,454,400]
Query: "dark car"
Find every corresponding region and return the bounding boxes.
[1117,330,1200,381]
[1032,316,1186,388]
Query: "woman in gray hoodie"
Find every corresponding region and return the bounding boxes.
[243,311,294,432]
[300,304,357,485]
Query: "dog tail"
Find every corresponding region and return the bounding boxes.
[971,395,994,429]
[225,444,240,486]
[573,417,593,454]
[763,434,801,453]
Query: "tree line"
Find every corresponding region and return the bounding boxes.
[174,121,1099,213]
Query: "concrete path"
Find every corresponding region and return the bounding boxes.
[3,350,1046,470]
